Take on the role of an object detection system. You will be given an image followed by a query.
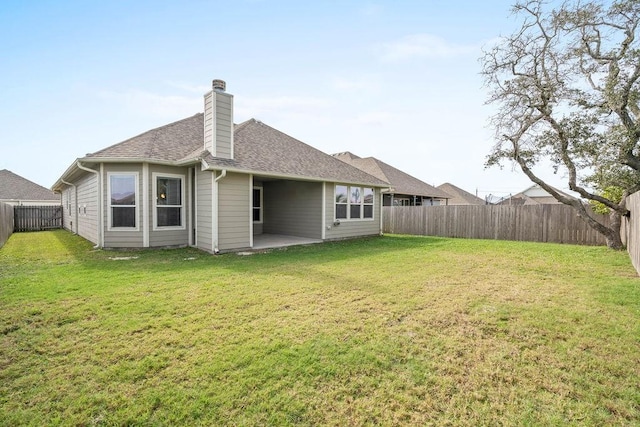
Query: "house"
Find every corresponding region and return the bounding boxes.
[332,152,450,206]
[436,182,486,206]
[0,169,61,206]
[497,184,569,205]
[52,80,389,253]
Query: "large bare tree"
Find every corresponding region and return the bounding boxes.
[482,0,640,249]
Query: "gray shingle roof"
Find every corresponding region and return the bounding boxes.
[332,152,450,199]
[437,182,485,205]
[0,169,60,201]
[82,115,387,187]
[89,114,204,162]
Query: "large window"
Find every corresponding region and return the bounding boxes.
[154,174,184,228]
[109,173,137,229]
[335,185,374,220]
[253,187,263,223]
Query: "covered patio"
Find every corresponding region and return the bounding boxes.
[252,233,322,250]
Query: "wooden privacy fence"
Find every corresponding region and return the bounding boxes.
[383,204,610,246]
[623,191,640,274]
[0,202,13,249]
[13,205,63,232]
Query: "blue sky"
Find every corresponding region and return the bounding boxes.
[1,0,569,200]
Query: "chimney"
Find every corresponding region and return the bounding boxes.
[203,79,234,159]
[212,79,226,92]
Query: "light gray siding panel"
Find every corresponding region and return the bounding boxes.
[203,90,233,159]
[215,94,233,159]
[62,187,74,231]
[263,180,322,239]
[218,172,250,250]
[203,92,213,153]
[148,165,190,247]
[76,172,98,244]
[253,223,263,235]
[324,183,381,240]
[196,169,213,253]
[103,164,143,248]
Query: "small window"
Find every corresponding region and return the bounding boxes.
[253,187,263,223]
[363,188,374,218]
[350,186,362,219]
[155,174,184,228]
[335,185,348,219]
[109,173,137,228]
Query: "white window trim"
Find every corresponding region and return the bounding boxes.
[253,186,263,224]
[334,184,375,221]
[107,172,139,231]
[152,172,186,231]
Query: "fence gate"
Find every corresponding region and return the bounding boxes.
[14,205,63,232]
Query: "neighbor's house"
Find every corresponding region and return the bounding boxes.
[437,182,486,206]
[497,184,569,205]
[332,152,449,206]
[52,80,389,253]
[0,169,61,206]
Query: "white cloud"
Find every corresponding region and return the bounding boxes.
[377,34,479,61]
[97,89,200,119]
[330,75,383,93]
[165,80,211,94]
[355,111,395,125]
[235,95,333,119]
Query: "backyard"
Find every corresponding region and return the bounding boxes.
[1,230,639,425]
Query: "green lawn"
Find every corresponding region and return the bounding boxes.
[1,230,639,426]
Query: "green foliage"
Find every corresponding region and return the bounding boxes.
[590,186,625,214]
[481,0,640,228]
[1,231,639,425]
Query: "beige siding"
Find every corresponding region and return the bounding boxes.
[196,168,213,253]
[263,180,323,239]
[324,183,382,240]
[148,164,190,247]
[62,186,75,232]
[203,92,213,153]
[76,171,99,244]
[203,90,233,159]
[103,164,143,248]
[218,172,250,251]
[215,93,233,159]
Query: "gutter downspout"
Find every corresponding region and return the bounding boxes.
[76,161,102,249]
[212,170,227,254]
[60,179,77,234]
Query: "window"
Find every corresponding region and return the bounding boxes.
[154,174,184,228]
[363,187,374,218]
[335,185,374,220]
[335,185,348,219]
[66,189,71,214]
[109,173,137,228]
[253,187,263,223]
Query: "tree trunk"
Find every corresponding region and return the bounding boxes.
[606,210,625,250]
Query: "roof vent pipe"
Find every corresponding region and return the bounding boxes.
[212,79,226,92]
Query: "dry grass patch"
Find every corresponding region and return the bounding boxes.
[1,230,639,425]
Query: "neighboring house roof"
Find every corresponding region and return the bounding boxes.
[0,169,60,202]
[498,184,569,205]
[62,115,388,188]
[437,182,485,205]
[332,152,450,199]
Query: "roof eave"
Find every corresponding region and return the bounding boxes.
[52,156,202,191]
[202,164,387,187]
